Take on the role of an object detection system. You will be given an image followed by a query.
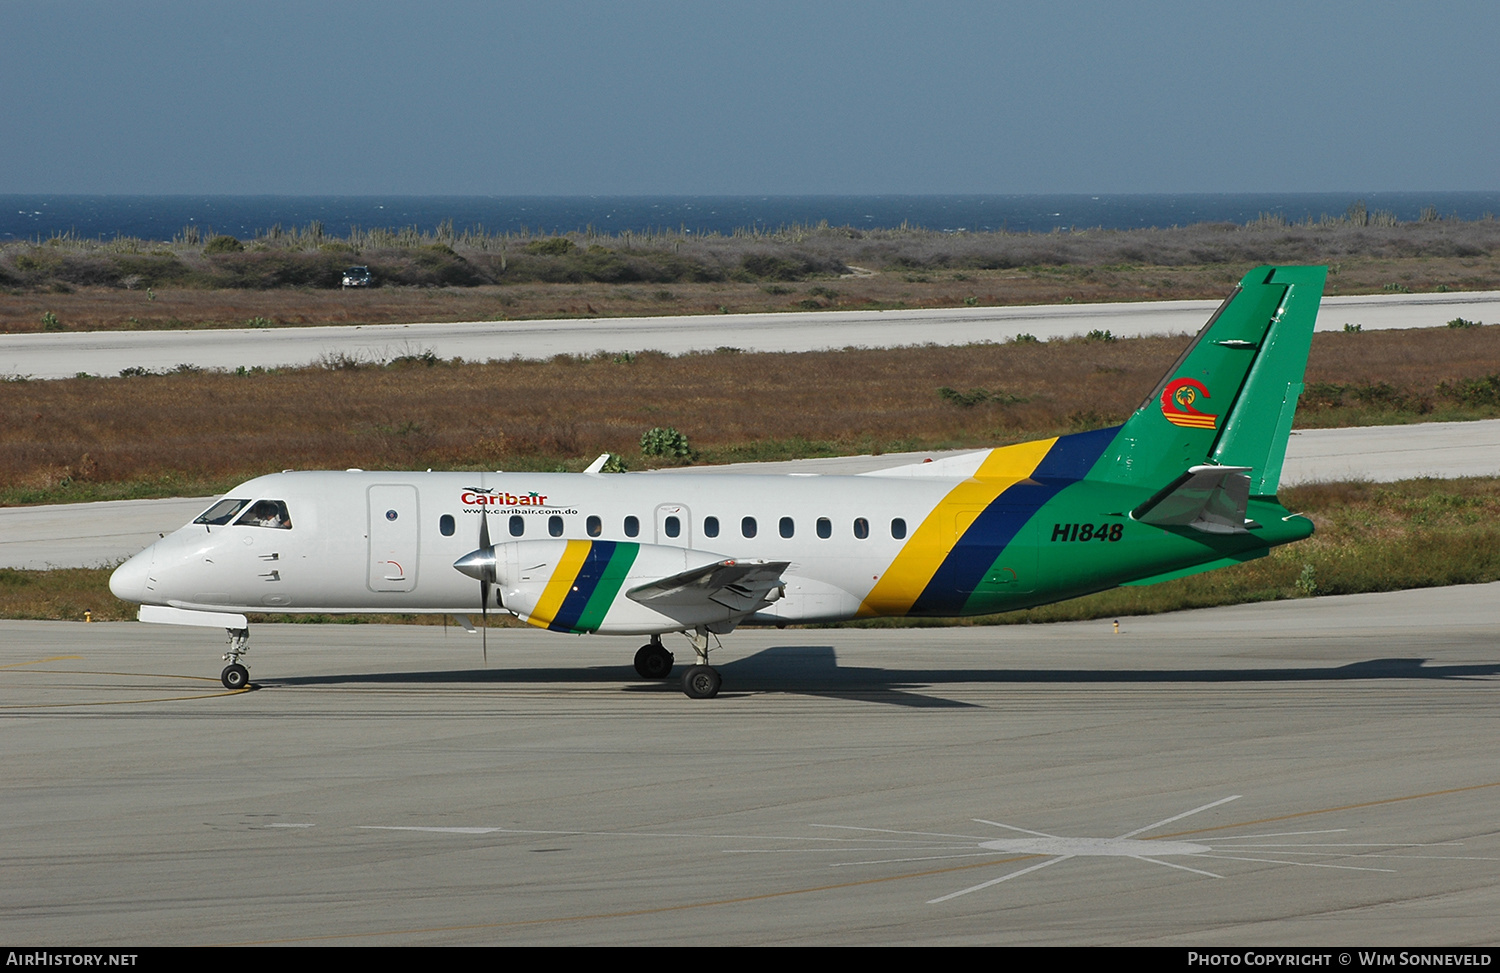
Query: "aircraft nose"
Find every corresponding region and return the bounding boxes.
[453,548,497,583]
[109,548,154,603]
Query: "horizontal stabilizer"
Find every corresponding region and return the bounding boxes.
[1132,465,1255,534]
[628,559,789,614]
[861,450,990,479]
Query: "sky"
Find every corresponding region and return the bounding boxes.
[3,0,1496,196]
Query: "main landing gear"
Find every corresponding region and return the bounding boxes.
[679,627,722,700]
[633,629,723,698]
[221,626,251,690]
[633,636,675,679]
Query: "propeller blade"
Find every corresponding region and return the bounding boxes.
[452,513,500,666]
[478,512,491,665]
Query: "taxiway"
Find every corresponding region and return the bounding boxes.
[3,290,1497,380]
[3,582,1497,944]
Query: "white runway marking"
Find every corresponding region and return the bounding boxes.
[920,794,1437,903]
[354,789,1489,908]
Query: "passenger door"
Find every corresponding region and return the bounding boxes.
[368,484,420,592]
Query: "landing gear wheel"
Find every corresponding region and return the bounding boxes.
[634,643,675,679]
[221,663,250,690]
[681,664,721,699]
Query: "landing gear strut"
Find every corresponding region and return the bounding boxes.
[221,627,251,690]
[633,636,675,679]
[679,627,722,699]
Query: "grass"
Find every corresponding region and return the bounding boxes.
[1,567,137,622]
[6,324,1500,507]
[8,477,1498,625]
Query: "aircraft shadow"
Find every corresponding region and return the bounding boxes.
[260,647,1500,708]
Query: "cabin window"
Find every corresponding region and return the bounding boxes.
[509,515,525,537]
[816,517,831,538]
[891,518,907,540]
[548,515,564,537]
[703,516,719,538]
[742,516,757,538]
[235,500,292,530]
[440,514,455,536]
[779,516,795,538]
[624,515,640,538]
[853,517,869,539]
[664,515,681,538]
[194,498,250,526]
[586,515,602,537]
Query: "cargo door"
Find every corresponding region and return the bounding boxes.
[966,509,1038,599]
[955,505,1037,597]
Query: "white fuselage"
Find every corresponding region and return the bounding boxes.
[109,467,988,630]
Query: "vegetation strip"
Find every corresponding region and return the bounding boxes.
[4,210,1498,333]
[5,325,1500,507]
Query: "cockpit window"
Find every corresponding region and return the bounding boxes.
[194,498,250,526]
[235,500,293,529]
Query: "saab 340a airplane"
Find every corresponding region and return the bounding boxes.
[110,266,1326,698]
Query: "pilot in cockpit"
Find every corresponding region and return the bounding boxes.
[241,500,292,530]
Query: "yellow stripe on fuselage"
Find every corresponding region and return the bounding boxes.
[525,539,593,629]
[971,437,1059,480]
[858,437,1056,617]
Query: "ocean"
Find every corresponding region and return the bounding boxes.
[2,192,1498,242]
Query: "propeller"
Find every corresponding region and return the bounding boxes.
[477,510,491,664]
[454,507,504,664]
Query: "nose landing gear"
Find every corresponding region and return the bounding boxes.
[221,627,251,690]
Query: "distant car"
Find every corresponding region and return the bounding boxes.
[341,266,372,288]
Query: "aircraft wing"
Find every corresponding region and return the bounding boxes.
[1131,465,1256,534]
[627,559,790,614]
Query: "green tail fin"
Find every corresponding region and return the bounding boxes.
[1095,265,1326,495]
